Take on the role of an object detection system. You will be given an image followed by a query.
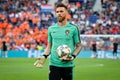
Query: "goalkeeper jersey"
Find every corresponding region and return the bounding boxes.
[48,22,81,67]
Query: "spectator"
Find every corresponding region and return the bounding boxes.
[112,38,119,59]
[1,41,8,58]
[90,40,97,58]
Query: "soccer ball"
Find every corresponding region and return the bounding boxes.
[57,44,71,57]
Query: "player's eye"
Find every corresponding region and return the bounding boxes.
[56,10,64,13]
[60,10,63,12]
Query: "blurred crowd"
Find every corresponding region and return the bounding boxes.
[0,0,120,51]
[0,0,50,51]
[66,0,120,34]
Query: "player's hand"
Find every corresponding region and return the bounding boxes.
[60,54,76,62]
[34,56,46,68]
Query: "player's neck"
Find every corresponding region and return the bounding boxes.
[58,20,68,27]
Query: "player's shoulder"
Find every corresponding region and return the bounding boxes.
[48,23,57,30]
[69,22,77,27]
[68,22,79,30]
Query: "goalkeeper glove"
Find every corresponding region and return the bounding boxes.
[34,54,48,68]
[60,54,76,62]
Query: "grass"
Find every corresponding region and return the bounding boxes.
[0,58,120,80]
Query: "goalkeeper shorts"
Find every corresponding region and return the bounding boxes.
[49,65,73,80]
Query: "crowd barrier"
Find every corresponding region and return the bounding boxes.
[0,50,120,58]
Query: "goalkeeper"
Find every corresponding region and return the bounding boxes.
[34,3,82,80]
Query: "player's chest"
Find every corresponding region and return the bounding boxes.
[51,28,74,39]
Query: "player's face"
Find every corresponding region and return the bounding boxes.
[56,7,67,22]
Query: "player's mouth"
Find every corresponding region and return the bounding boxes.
[58,16,62,18]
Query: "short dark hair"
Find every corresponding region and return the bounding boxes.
[55,3,68,10]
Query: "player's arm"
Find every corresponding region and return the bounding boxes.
[43,27,52,57]
[34,27,52,67]
[71,26,82,59]
[72,43,82,58]
[42,42,52,58]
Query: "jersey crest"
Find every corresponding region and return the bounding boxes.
[65,30,70,35]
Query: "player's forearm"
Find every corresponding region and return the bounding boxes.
[73,43,82,57]
[43,42,51,56]
[44,47,51,55]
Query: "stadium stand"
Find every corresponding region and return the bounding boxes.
[0,0,120,58]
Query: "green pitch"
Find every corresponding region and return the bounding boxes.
[0,58,120,80]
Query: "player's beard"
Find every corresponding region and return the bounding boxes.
[57,16,66,22]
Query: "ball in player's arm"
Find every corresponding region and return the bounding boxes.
[34,3,82,80]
